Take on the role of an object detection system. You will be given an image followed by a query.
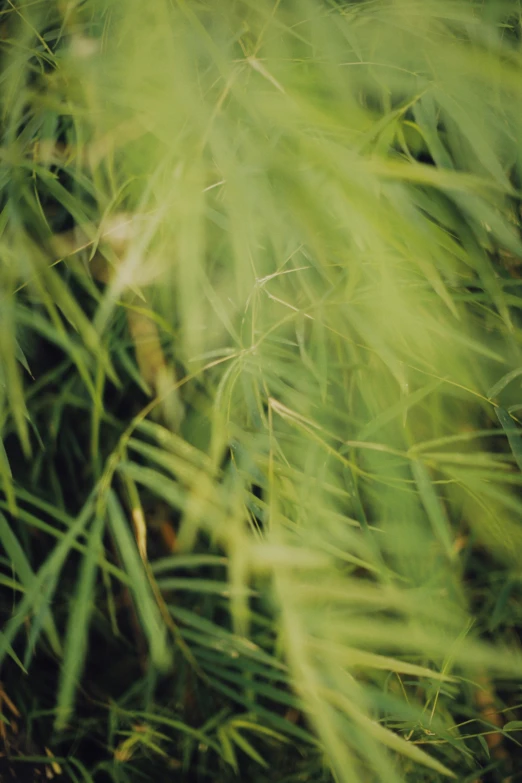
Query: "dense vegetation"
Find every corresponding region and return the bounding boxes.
[2,1,522,781]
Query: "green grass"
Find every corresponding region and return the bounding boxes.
[2,0,522,780]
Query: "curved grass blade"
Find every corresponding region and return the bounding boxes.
[55,511,106,730]
[0,511,61,656]
[0,497,94,668]
[411,460,455,561]
[496,407,522,474]
[106,491,172,671]
[488,368,522,400]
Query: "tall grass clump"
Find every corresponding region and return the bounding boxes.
[2,0,522,780]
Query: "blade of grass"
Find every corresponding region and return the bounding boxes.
[0,496,94,668]
[0,511,61,656]
[55,510,106,730]
[106,490,172,671]
[411,460,455,561]
[496,407,522,474]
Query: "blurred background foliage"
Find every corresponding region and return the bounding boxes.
[2,0,522,781]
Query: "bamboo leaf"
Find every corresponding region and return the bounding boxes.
[0,512,61,656]
[106,491,172,671]
[412,460,455,560]
[496,407,522,474]
[228,728,268,767]
[55,511,106,730]
[0,498,94,667]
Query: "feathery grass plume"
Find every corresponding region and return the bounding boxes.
[1,0,522,780]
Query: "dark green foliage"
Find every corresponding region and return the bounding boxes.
[2,1,522,781]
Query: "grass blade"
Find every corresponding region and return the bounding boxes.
[106,491,172,671]
[411,460,455,561]
[496,407,522,474]
[0,512,61,656]
[55,511,106,730]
